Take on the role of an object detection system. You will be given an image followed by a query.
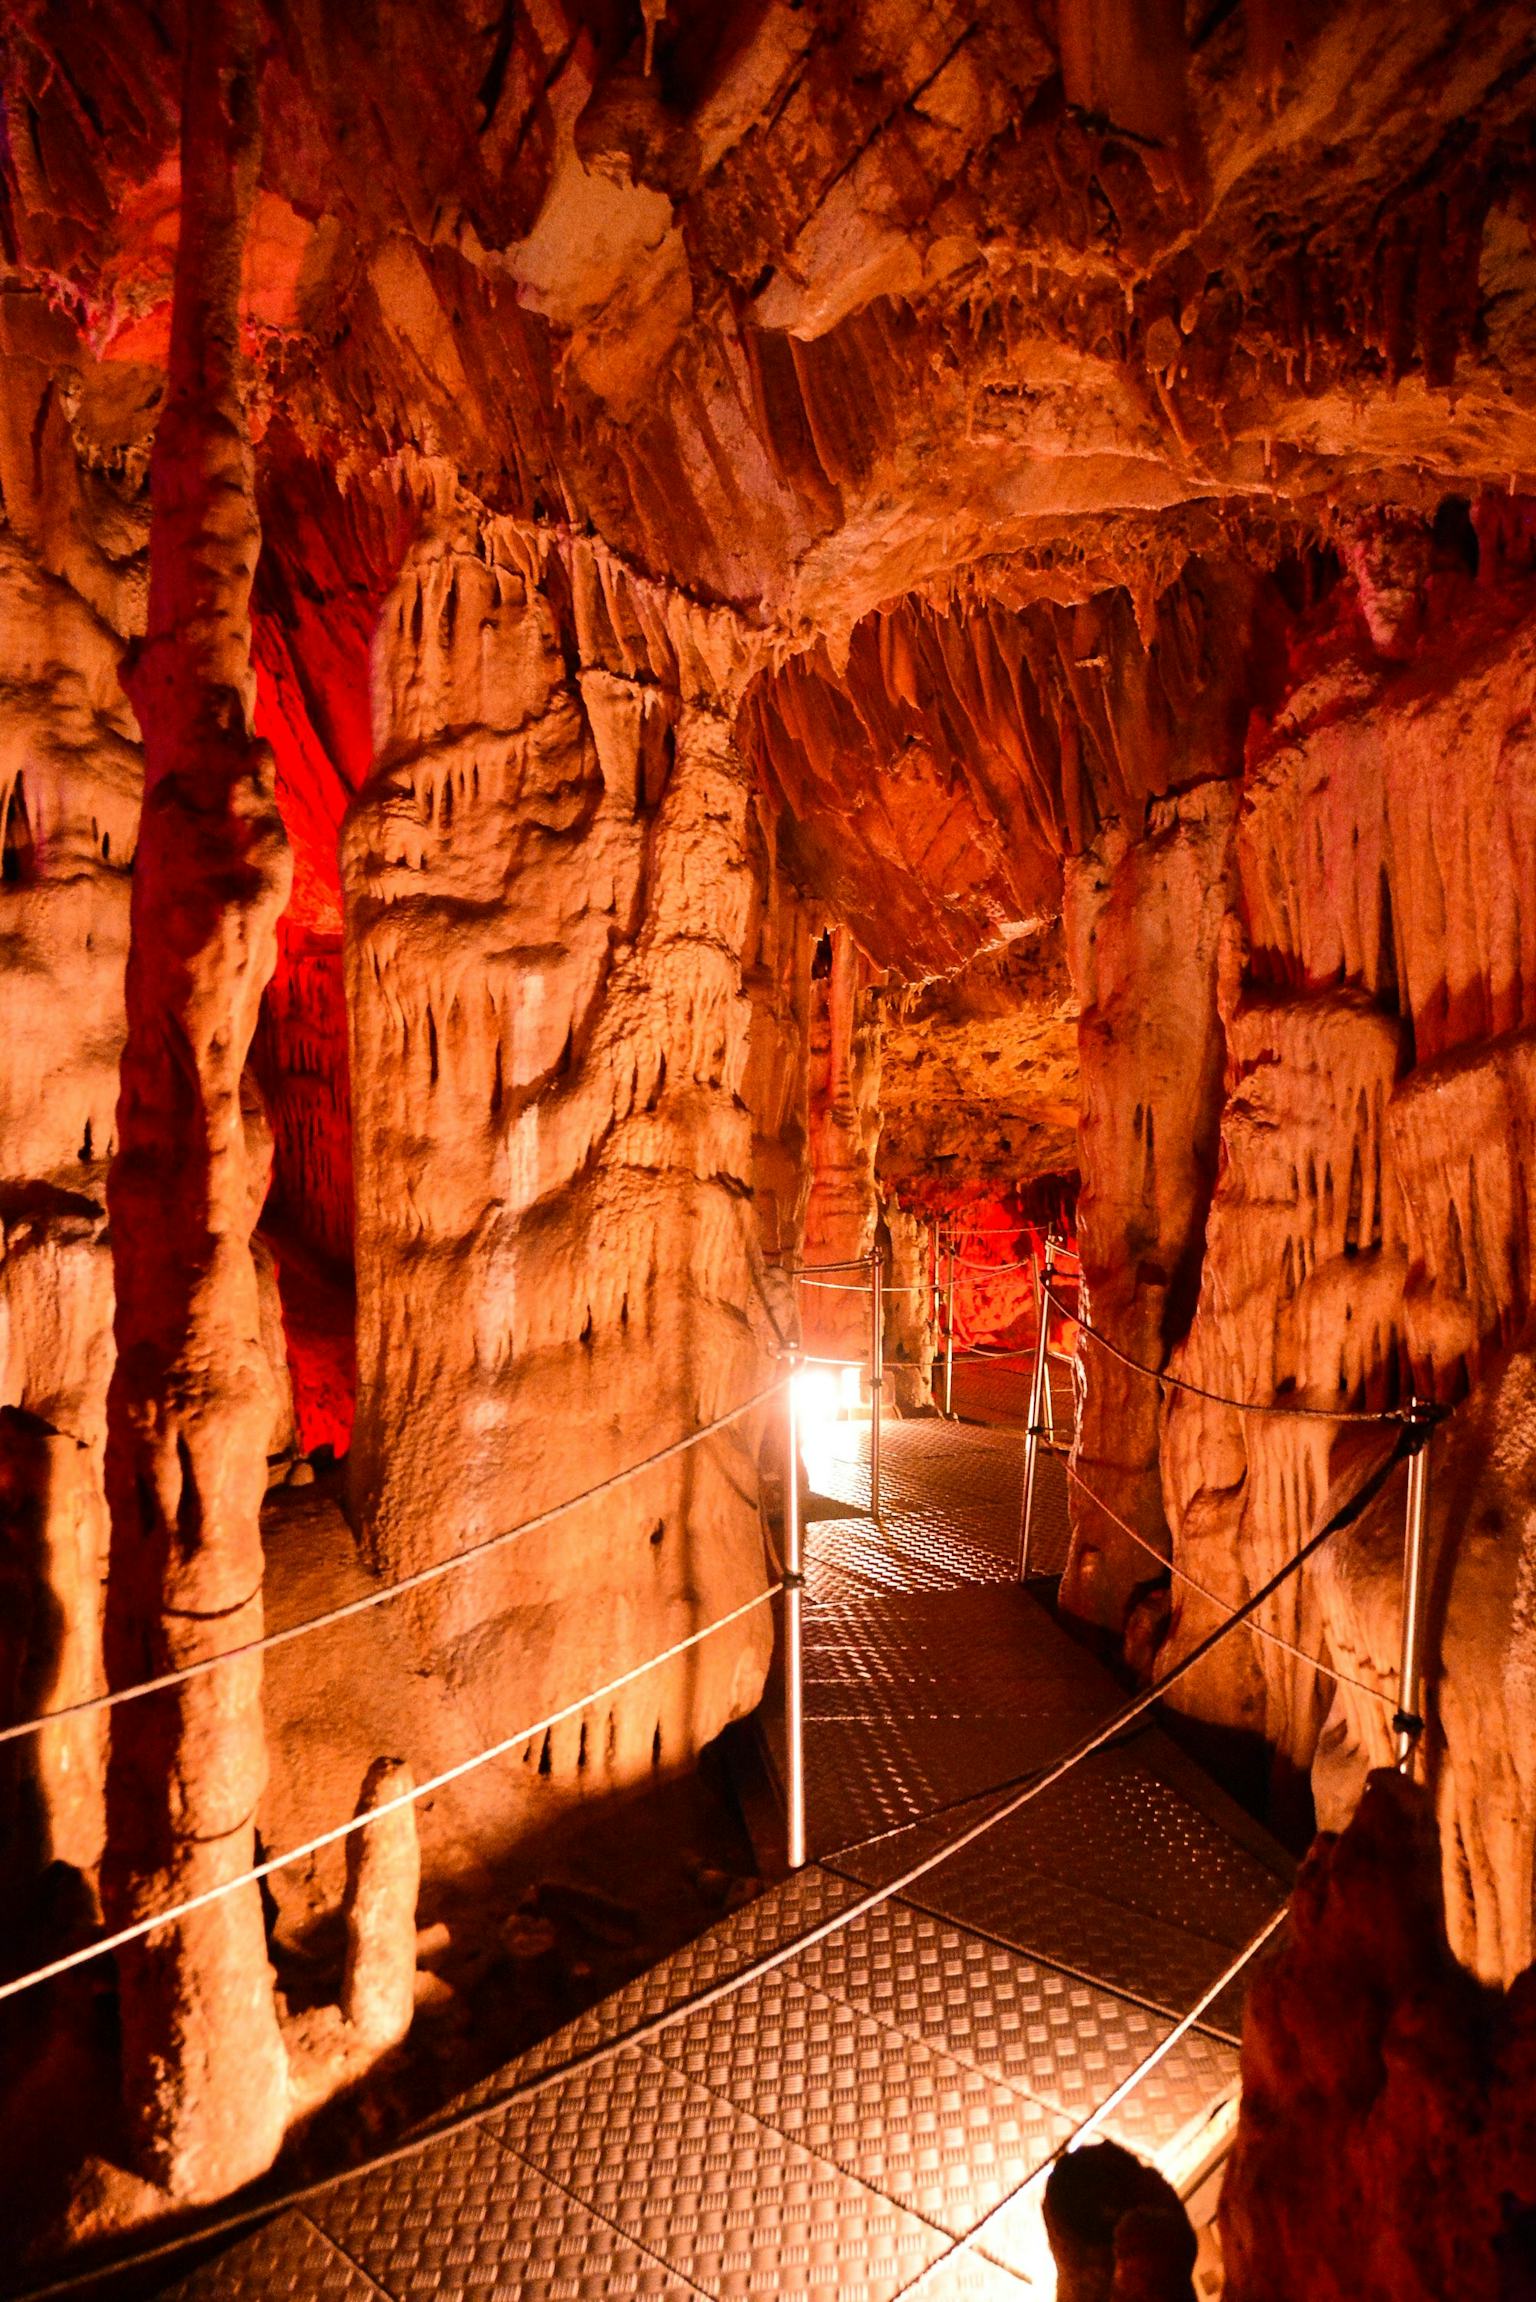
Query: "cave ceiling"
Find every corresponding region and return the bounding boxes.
[5,0,1536,973]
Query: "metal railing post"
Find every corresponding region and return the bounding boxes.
[1041,1235,1057,1447]
[869,1242,884,1524]
[1395,1395,1435,1775]
[928,1220,941,1403]
[943,1225,957,1417]
[783,1356,806,1868]
[1017,1233,1057,1582]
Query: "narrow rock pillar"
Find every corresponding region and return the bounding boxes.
[801,927,882,1362]
[1060,784,1235,1631]
[101,0,292,2200]
[340,1758,419,2052]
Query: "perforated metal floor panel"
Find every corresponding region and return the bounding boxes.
[806,1427,1071,1590]
[647,1968,1070,2236]
[150,1419,1287,2302]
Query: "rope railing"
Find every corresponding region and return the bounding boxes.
[0,1581,782,2008]
[893,1902,1289,2298]
[13,1418,1411,2302]
[796,1277,927,1295]
[808,1385,1371,1711]
[1015,1253,1437,1755]
[1063,1459,1396,1710]
[3,1225,1442,2298]
[1042,1280,1419,1426]
[0,1381,788,1755]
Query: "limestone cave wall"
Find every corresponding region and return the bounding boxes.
[1157,537,1536,1983]
[345,499,776,1791]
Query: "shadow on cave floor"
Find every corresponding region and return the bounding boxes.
[1,1728,767,2299]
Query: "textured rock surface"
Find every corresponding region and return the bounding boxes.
[877,930,1078,1195]
[1062,781,1236,1629]
[1147,567,1536,1968]
[338,1757,419,2053]
[0,344,149,1910]
[346,510,774,1805]
[1222,1768,1536,2302]
[799,928,882,1364]
[99,0,292,2198]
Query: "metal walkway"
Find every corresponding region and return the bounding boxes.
[157,1418,1291,2302]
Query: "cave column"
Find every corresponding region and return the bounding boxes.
[101,0,292,2199]
[346,523,773,1804]
[800,927,882,1361]
[1059,782,1236,1631]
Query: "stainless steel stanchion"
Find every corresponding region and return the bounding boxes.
[784,1357,806,1868]
[1395,1395,1435,1775]
[943,1225,957,1417]
[1042,1241,1057,1447]
[928,1220,941,1404]
[1016,1233,1057,1582]
[869,1242,884,1524]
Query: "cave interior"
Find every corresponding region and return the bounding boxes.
[4,1,1536,2294]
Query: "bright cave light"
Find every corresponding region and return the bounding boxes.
[794,1364,865,1481]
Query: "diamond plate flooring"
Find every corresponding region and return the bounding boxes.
[152,1418,1290,2302]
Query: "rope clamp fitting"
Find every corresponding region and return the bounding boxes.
[1392,1708,1424,1742]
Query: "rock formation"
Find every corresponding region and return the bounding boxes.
[0,0,1534,2273]
[1221,1769,1536,2302]
[98,0,292,2200]
[1044,2139,1198,2302]
[1063,779,1237,1630]
[345,512,775,1791]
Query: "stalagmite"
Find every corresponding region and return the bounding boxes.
[339,1757,419,2053]
[99,0,292,2200]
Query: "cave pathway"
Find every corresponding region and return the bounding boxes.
[159,1403,1292,2301]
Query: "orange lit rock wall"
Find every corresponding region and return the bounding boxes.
[345,504,775,1800]
[1062,779,1238,1631]
[1154,552,1536,1979]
